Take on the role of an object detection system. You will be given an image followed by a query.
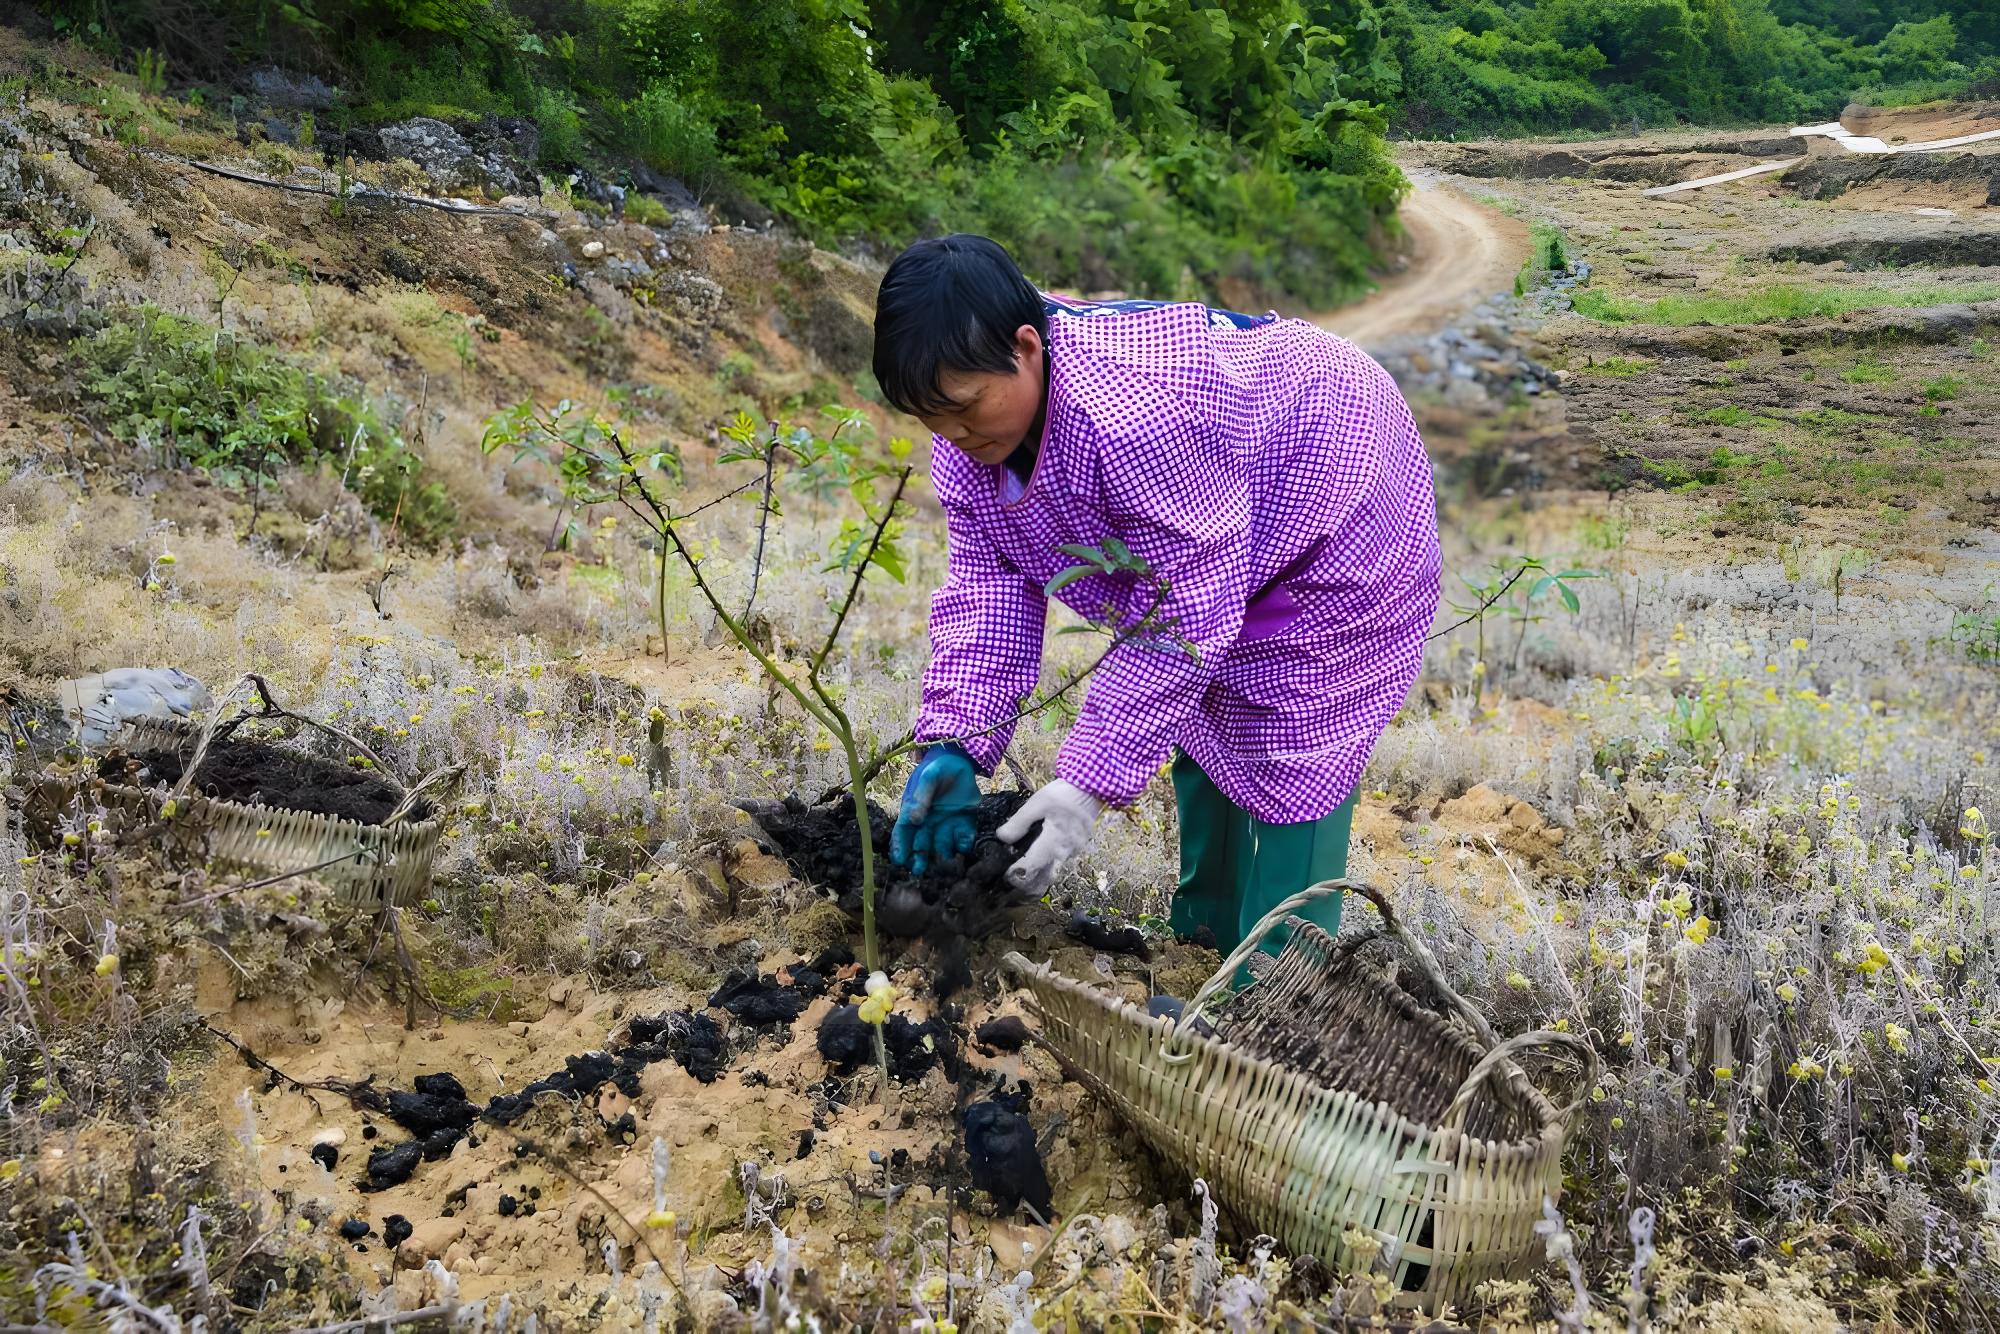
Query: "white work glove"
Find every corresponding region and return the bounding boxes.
[996,779,1105,895]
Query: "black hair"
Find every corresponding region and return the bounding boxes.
[872,234,1047,418]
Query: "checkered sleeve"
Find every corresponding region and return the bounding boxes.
[913,485,1048,775]
[1057,408,1251,806]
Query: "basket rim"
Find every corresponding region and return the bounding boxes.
[98,779,442,841]
[1005,950,1567,1157]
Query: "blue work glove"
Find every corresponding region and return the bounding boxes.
[890,744,981,874]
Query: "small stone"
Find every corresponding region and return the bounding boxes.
[382,1215,414,1248]
[400,1215,465,1262]
[339,1219,370,1241]
[581,240,606,259]
[312,1126,347,1148]
[509,1021,531,1037]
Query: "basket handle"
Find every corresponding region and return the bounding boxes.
[1164,878,1500,1062]
[1442,1029,1601,1130]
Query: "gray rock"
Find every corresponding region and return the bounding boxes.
[377,117,537,199]
[250,67,337,110]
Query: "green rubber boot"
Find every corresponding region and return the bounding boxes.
[1169,752,1355,959]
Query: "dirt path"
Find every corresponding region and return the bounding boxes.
[1306,171,1533,348]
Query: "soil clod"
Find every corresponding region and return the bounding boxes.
[381,1214,414,1248]
[708,969,819,1027]
[625,1010,730,1083]
[816,1004,956,1084]
[973,1015,1032,1054]
[964,1082,1053,1222]
[361,1141,423,1191]
[1067,908,1149,958]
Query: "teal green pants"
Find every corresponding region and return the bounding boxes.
[1167,753,1355,958]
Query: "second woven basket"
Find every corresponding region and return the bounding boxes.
[1004,879,1596,1313]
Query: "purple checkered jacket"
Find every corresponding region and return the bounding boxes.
[915,299,1441,824]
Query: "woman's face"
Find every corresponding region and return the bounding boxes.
[920,324,1046,467]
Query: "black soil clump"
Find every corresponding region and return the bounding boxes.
[744,792,1034,938]
[964,1081,1053,1221]
[386,1073,479,1139]
[338,1219,370,1241]
[350,1013,732,1191]
[309,1142,339,1172]
[707,968,823,1028]
[625,1010,731,1084]
[1067,908,1149,959]
[111,736,432,825]
[816,1004,957,1084]
[483,1051,627,1125]
[382,1214,414,1247]
[361,1141,423,1191]
[974,1015,1032,1054]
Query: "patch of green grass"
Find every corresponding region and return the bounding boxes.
[1514,221,1569,296]
[1792,406,1874,438]
[1571,281,2000,327]
[623,194,673,227]
[1700,405,1754,427]
[1471,191,1523,218]
[1840,360,1896,385]
[1588,356,1654,377]
[1972,337,1992,361]
[1923,374,1963,402]
[83,308,456,543]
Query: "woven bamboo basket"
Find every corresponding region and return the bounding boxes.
[97,717,443,911]
[1004,879,1597,1313]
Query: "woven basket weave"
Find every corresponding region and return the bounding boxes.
[1004,879,1596,1313]
[99,718,441,910]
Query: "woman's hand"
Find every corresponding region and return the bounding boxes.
[890,745,982,874]
[997,780,1104,894]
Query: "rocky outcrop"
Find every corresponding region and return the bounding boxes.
[367,117,541,199]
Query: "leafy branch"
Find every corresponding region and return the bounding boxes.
[1436,555,1596,682]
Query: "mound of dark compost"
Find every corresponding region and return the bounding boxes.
[817,1004,958,1084]
[745,792,1035,938]
[108,737,431,825]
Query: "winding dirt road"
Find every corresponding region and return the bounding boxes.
[1305,171,1533,348]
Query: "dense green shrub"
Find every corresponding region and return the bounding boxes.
[83,310,456,543]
